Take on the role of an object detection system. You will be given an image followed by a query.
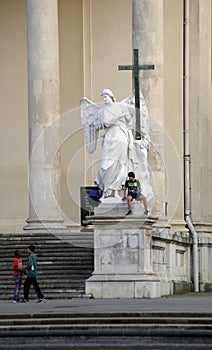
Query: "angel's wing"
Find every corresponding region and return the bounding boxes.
[80,97,102,154]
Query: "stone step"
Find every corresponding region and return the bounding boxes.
[0,231,94,249]
[2,274,92,281]
[0,232,94,300]
[0,242,94,249]
[0,338,211,349]
[0,315,212,327]
[1,311,212,318]
[1,284,86,291]
[0,321,211,332]
[1,282,88,289]
[0,312,211,349]
[0,232,93,241]
[0,256,94,262]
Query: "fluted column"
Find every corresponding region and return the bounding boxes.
[24,0,65,231]
[132,0,165,216]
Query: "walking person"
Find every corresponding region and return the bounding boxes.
[123,171,149,216]
[21,245,45,303]
[13,250,23,303]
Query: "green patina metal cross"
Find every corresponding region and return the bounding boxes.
[118,49,154,140]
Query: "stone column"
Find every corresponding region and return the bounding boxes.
[190,0,211,221]
[132,0,165,216]
[24,0,65,231]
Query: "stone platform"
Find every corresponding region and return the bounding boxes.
[85,200,161,298]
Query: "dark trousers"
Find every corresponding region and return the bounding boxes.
[23,276,44,300]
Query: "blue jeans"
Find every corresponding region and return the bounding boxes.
[14,274,22,302]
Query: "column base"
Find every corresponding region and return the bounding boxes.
[86,274,161,298]
[23,219,69,233]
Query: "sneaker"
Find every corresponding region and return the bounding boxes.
[144,210,150,215]
[13,300,17,303]
[126,210,133,216]
[37,298,45,303]
[21,299,29,303]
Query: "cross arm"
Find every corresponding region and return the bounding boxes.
[118,64,155,71]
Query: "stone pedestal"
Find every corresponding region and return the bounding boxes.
[86,201,161,298]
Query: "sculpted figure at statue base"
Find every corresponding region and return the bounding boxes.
[80,89,153,202]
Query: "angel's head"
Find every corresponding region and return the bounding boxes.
[100,89,116,104]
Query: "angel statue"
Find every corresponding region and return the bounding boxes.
[80,89,153,200]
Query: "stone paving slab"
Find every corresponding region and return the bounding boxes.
[0,293,211,315]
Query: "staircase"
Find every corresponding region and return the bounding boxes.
[1,232,212,349]
[0,230,94,300]
[0,311,211,349]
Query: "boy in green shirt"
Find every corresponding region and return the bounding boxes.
[21,245,45,303]
[123,171,149,216]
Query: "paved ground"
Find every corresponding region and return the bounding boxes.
[0,292,212,315]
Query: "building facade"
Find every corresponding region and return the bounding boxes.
[0,0,211,292]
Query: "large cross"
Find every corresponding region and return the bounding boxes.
[118,49,154,140]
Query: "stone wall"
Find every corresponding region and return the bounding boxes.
[195,224,212,292]
[152,222,212,295]
[152,222,192,295]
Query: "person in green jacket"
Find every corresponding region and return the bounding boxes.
[21,245,45,303]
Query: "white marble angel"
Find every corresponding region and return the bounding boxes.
[80,89,152,200]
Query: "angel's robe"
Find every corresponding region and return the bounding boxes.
[95,102,134,196]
